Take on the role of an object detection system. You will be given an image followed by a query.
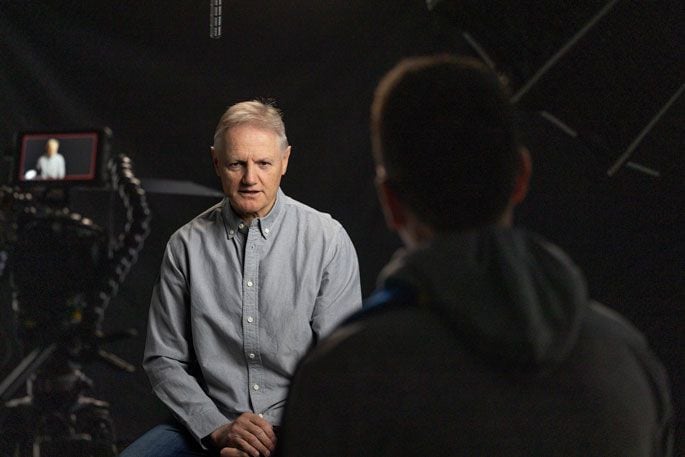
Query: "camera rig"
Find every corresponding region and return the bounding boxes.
[0,151,151,456]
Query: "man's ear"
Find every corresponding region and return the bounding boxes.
[376,178,408,231]
[210,146,220,177]
[281,146,291,176]
[510,146,532,206]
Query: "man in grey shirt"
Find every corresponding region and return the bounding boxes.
[122,100,362,457]
[36,138,65,179]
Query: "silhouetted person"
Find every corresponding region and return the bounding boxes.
[121,100,361,457]
[36,138,65,179]
[280,55,674,456]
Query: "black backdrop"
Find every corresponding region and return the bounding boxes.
[1,0,682,451]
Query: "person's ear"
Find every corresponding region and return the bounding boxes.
[210,146,220,177]
[281,146,291,176]
[510,146,532,205]
[375,170,408,231]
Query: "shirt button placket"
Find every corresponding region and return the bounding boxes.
[243,226,263,409]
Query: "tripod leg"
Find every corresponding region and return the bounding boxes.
[0,344,56,403]
[75,397,119,457]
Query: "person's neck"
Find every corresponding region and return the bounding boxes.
[399,208,513,250]
[398,217,434,250]
[229,200,277,227]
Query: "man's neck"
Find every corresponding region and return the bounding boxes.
[398,217,434,250]
[399,209,513,250]
[229,199,277,226]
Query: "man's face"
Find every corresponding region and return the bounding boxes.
[212,124,290,222]
[45,140,58,156]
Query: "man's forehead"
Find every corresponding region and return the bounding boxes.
[223,126,286,155]
[225,123,278,139]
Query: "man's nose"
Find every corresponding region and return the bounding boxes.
[242,163,257,185]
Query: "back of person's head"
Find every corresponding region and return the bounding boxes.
[214,99,289,152]
[371,55,519,231]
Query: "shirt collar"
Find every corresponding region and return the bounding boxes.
[222,188,285,240]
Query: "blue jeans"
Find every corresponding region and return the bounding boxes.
[119,421,210,457]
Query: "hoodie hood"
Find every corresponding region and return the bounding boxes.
[377,227,587,369]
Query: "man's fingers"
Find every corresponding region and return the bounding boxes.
[220,448,249,457]
[228,430,272,455]
[247,415,277,445]
[239,416,275,450]
[226,431,261,456]
[233,437,263,457]
[249,424,276,451]
[246,415,276,437]
[226,413,277,455]
[239,432,274,457]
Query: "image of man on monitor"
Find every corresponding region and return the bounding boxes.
[35,138,65,179]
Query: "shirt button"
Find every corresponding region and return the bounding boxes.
[239,223,245,229]
[264,228,270,234]
[229,229,235,235]
[248,353,255,359]
[247,316,254,323]
[258,413,263,418]
[246,280,253,287]
[253,384,260,391]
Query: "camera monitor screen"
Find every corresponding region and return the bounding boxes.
[15,129,110,185]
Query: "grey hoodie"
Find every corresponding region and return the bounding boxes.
[377,227,585,369]
[282,227,674,456]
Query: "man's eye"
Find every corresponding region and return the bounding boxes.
[227,162,241,169]
[258,161,272,168]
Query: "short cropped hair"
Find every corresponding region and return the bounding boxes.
[213,100,289,152]
[371,55,519,231]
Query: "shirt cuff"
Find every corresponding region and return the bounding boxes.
[184,407,230,449]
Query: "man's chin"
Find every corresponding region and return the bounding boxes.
[231,201,265,218]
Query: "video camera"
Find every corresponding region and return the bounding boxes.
[0,127,150,456]
[8,129,113,337]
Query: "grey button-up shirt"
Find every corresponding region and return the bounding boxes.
[143,189,362,443]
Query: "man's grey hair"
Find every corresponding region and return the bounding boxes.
[213,100,289,152]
